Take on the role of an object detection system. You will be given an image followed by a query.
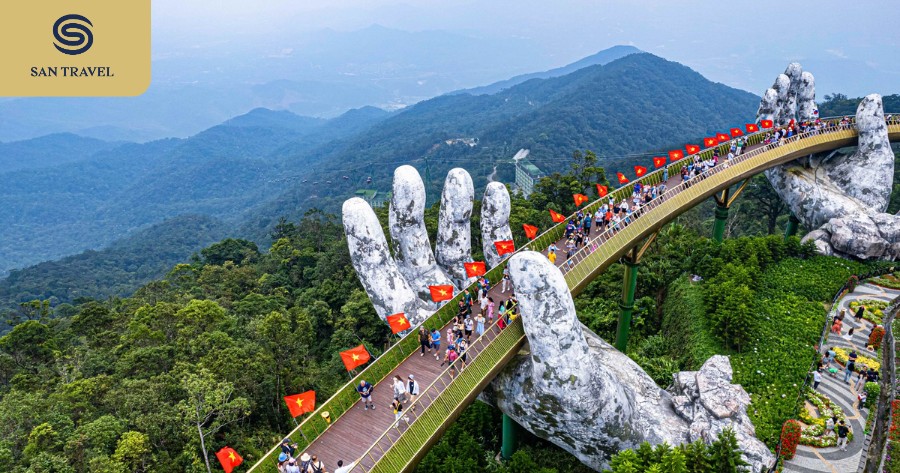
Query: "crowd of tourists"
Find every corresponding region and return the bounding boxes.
[276,440,356,473]
[810,300,884,452]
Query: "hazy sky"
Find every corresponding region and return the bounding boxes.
[152,0,899,98]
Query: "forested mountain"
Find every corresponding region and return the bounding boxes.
[1,52,760,312]
[0,107,390,274]
[237,53,761,240]
[0,215,228,321]
[456,44,642,96]
[0,134,122,173]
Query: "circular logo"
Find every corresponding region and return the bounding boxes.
[53,14,93,55]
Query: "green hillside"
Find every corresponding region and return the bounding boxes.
[238,53,761,240]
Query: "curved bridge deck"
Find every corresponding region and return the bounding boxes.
[247,118,900,473]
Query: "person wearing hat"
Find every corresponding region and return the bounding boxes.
[297,453,312,472]
[407,374,420,409]
[281,438,297,457]
[284,456,301,473]
[277,452,289,473]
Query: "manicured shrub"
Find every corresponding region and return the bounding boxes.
[781,420,802,460]
[869,326,886,350]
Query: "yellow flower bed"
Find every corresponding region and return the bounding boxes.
[834,347,880,371]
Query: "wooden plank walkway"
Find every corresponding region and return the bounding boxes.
[301,281,514,470]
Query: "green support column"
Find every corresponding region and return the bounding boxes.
[501,413,518,460]
[712,203,729,243]
[615,259,639,352]
[784,215,800,239]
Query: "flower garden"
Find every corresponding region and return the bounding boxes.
[833,346,881,371]
[869,273,900,290]
[848,299,888,325]
[796,390,853,448]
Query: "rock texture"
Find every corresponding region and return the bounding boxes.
[435,169,475,288]
[342,198,426,325]
[481,182,514,268]
[481,252,774,472]
[759,63,898,259]
[344,166,512,324]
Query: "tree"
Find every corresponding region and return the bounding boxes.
[112,431,152,472]
[199,239,259,266]
[742,175,787,235]
[177,369,250,473]
[707,428,748,473]
[0,320,53,372]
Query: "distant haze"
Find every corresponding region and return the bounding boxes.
[0,0,896,142]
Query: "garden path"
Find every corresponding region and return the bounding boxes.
[783,282,900,473]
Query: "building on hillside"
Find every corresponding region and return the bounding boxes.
[515,158,544,198]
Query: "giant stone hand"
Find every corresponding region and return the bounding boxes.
[759,63,898,259]
[343,169,775,472]
[343,165,511,325]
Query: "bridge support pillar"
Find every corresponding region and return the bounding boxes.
[501,413,519,460]
[712,204,729,243]
[784,215,800,239]
[615,258,639,352]
[710,179,751,243]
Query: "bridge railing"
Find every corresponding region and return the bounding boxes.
[351,313,526,472]
[247,115,883,470]
[557,116,855,277]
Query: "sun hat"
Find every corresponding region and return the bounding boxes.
[300,453,311,462]
[278,453,288,462]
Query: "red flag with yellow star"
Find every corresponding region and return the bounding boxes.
[522,224,538,239]
[653,157,666,168]
[573,193,589,206]
[745,123,760,133]
[494,239,515,256]
[216,446,243,473]
[730,127,744,137]
[596,184,608,197]
[340,344,371,372]
[284,390,316,418]
[634,165,647,177]
[387,312,413,333]
[549,209,566,223]
[685,144,700,155]
[716,132,731,142]
[464,261,486,277]
[616,172,629,184]
[760,119,774,128]
[703,137,718,148]
[428,286,454,303]
[668,150,684,162]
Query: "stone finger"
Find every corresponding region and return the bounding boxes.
[480,182,513,268]
[435,168,475,288]
[388,165,456,304]
[342,197,426,324]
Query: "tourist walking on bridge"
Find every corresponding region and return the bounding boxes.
[392,375,408,402]
[407,374,420,407]
[357,380,374,410]
[430,328,441,360]
[418,326,431,356]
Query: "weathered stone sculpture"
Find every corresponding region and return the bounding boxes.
[343,167,775,471]
[759,63,897,259]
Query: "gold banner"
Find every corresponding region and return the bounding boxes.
[0,0,150,96]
